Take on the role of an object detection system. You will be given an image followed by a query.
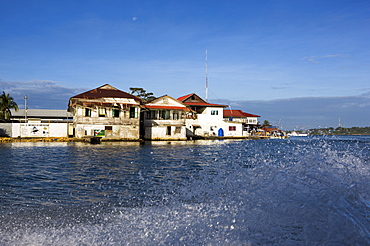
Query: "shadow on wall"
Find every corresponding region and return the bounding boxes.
[0,128,10,137]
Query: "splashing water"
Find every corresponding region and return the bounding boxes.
[0,136,369,245]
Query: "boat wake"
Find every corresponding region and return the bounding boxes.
[0,137,369,245]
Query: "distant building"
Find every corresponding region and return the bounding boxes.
[68,84,142,140]
[223,109,260,132]
[259,125,287,138]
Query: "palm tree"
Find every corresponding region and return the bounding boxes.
[0,91,19,120]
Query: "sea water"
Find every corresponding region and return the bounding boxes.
[0,136,369,245]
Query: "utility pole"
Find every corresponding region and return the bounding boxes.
[24,95,28,123]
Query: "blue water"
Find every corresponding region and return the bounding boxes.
[0,136,369,245]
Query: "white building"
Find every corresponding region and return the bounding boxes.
[142,95,192,140]
[223,109,260,136]
[177,93,243,138]
[0,109,73,138]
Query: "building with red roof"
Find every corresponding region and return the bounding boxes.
[142,95,193,140]
[177,93,244,138]
[177,93,227,112]
[223,109,260,132]
[68,84,142,139]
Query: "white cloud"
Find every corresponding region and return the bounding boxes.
[0,80,87,109]
[302,54,346,63]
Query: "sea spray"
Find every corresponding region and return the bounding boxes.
[0,137,369,245]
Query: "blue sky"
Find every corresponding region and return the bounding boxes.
[1,0,370,129]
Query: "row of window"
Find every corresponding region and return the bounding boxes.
[147,110,184,120]
[84,107,139,118]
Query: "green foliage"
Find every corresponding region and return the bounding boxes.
[129,87,156,102]
[308,126,370,135]
[0,91,19,120]
[263,120,270,126]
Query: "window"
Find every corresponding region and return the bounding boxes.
[85,108,91,117]
[149,110,157,119]
[175,127,181,134]
[211,110,218,115]
[229,126,236,131]
[105,126,112,130]
[166,126,171,135]
[130,107,138,118]
[99,108,106,117]
[160,110,170,120]
[173,111,179,120]
[112,109,120,117]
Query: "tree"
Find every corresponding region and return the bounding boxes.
[263,120,271,126]
[0,91,19,120]
[129,87,156,102]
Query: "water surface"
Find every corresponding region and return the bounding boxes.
[0,136,369,245]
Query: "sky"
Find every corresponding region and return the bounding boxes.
[1,0,370,130]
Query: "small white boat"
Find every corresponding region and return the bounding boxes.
[287,131,308,137]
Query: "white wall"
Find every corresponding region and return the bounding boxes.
[221,121,244,137]
[144,125,186,140]
[185,109,244,137]
[4,123,68,138]
[74,124,139,139]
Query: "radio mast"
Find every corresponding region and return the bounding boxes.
[205,50,208,102]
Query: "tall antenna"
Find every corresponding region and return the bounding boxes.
[205,49,208,102]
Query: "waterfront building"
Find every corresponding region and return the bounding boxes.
[0,109,73,138]
[141,95,193,140]
[68,84,142,140]
[177,93,243,138]
[223,109,260,135]
[1,85,265,140]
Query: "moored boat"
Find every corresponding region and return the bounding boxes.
[287,131,308,137]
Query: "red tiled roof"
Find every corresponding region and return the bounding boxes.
[177,93,194,102]
[71,84,141,102]
[145,105,192,111]
[223,110,260,118]
[178,93,227,107]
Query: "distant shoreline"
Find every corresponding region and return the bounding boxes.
[296,126,370,136]
[308,134,370,136]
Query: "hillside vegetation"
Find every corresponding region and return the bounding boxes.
[306,126,370,135]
